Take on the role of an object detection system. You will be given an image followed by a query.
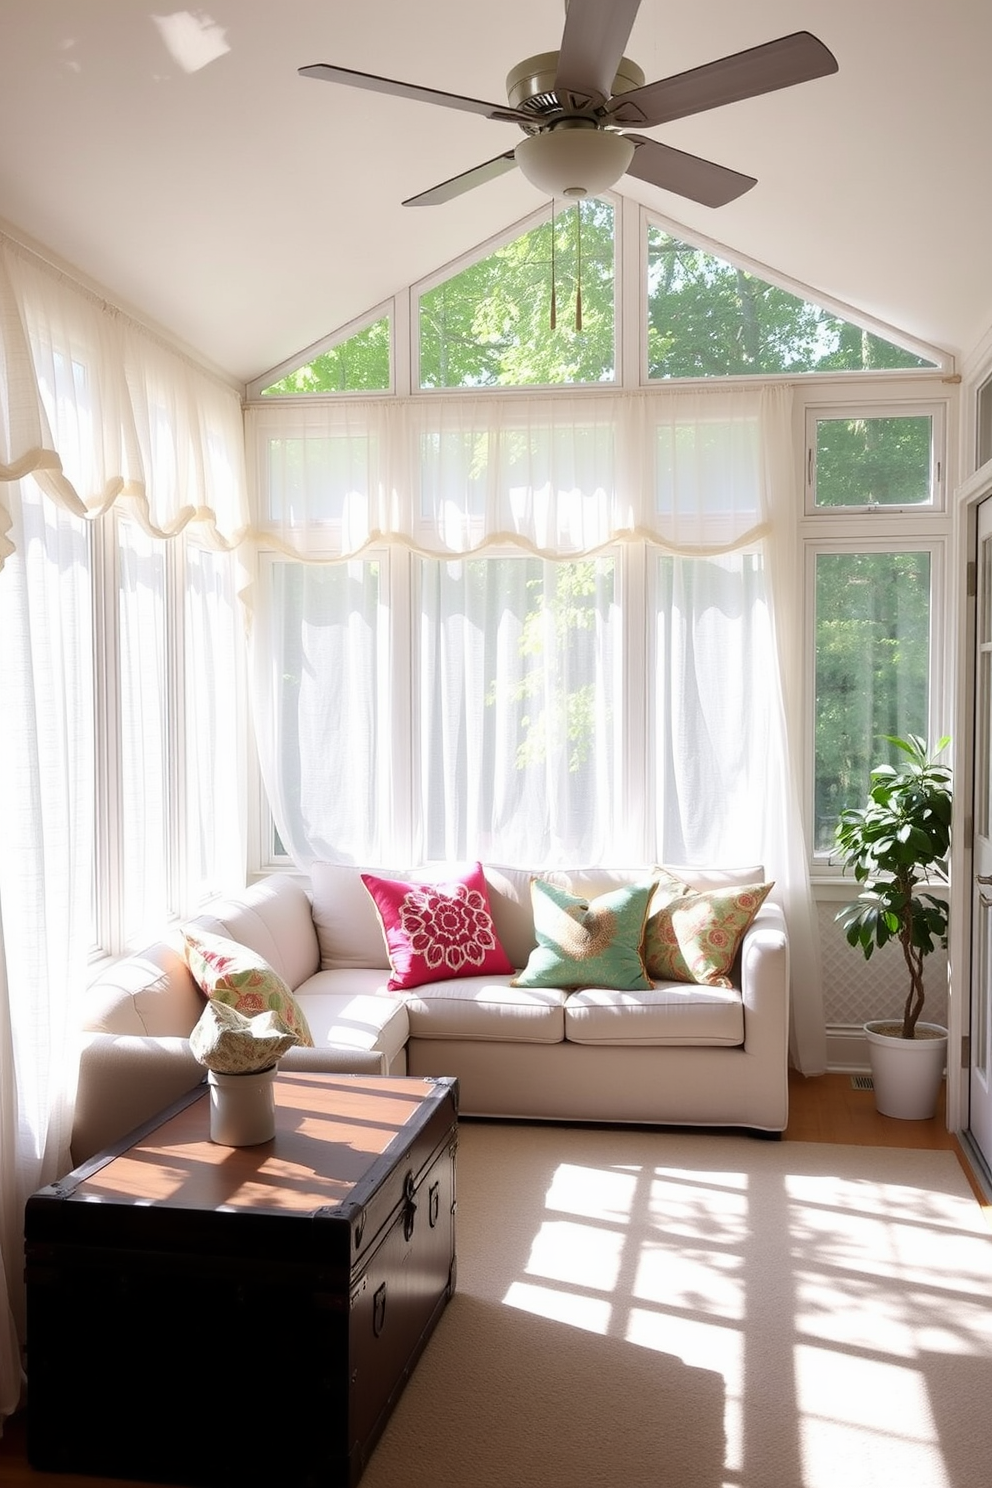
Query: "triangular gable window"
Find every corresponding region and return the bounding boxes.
[260,315,391,395]
[418,199,616,390]
[647,225,935,378]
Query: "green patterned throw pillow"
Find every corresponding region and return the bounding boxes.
[184,929,315,1046]
[511,878,655,991]
[643,883,773,988]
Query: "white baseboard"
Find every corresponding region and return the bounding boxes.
[825,1024,871,1073]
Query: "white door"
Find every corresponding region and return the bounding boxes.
[970,496,992,1165]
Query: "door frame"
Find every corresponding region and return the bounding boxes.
[949,463,992,1139]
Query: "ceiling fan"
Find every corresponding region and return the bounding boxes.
[299,0,837,209]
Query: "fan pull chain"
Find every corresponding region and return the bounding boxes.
[550,199,557,330]
[575,200,583,332]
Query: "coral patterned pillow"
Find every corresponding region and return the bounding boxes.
[360,863,514,991]
[183,930,315,1046]
[643,883,773,988]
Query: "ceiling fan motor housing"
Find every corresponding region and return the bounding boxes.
[506,51,646,120]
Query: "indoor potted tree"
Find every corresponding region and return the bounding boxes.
[833,733,952,1119]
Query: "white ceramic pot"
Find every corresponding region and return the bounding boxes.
[863,1020,948,1120]
[207,1064,278,1145]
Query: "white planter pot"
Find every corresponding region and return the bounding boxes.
[207,1064,278,1145]
[863,1020,948,1120]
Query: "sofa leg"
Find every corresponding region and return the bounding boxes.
[746,1128,783,1140]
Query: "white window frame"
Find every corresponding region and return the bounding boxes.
[803,400,947,516]
[804,533,946,878]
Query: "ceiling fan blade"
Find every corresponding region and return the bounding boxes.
[403,150,518,207]
[625,135,756,207]
[608,31,838,128]
[299,63,531,123]
[555,0,643,108]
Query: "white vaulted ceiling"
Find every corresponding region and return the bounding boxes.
[1,0,990,387]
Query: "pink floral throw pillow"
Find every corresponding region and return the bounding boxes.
[360,863,514,991]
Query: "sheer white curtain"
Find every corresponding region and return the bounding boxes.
[249,382,825,1070]
[245,386,770,559]
[0,234,250,1426]
[0,480,93,1423]
[0,234,248,559]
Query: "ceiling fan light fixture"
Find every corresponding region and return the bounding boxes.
[516,123,634,199]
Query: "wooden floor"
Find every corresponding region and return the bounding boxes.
[786,1069,992,1217]
[2,1070,990,1486]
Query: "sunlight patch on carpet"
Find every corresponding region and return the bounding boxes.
[360,1126,992,1488]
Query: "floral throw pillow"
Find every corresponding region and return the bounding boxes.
[643,883,773,988]
[511,878,655,991]
[183,929,315,1046]
[360,862,514,991]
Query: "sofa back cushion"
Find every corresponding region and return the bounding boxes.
[185,875,320,992]
[310,862,767,976]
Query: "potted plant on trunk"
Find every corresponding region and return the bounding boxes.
[834,733,952,1119]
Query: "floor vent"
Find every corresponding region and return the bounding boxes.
[850,1073,874,1091]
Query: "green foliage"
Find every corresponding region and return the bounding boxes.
[815,415,932,507]
[834,734,952,1038]
[646,229,933,377]
[261,212,934,396]
[420,199,616,388]
[262,318,391,394]
[485,559,612,774]
[813,552,931,851]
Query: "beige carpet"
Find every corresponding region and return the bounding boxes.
[361,1122,992,1488]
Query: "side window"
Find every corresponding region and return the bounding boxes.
[804,398,947,864]
[805,406,944,513]
[811,545,935,855]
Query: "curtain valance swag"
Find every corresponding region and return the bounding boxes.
[0,239,249,569]
[246,384,788,562]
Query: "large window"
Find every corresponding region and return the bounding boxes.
[258,544,784,871]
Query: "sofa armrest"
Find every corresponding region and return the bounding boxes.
[71,1033,205,1168]
[737,901,791,1125]
[71,1033,390,1168]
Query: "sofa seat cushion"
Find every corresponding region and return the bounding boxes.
[563,981,745,1046]
[401,975,567,1044]
[293,970,410,1068]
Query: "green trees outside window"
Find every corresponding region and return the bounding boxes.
[647,228,934,378]
[814,551,931,853]
[419,199,616,389]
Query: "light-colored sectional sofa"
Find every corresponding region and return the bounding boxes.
[72,862,790,1164]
